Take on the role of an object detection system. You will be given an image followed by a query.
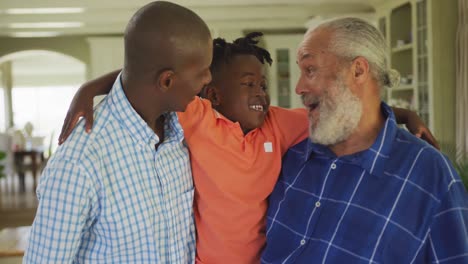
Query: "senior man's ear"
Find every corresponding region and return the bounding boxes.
[352,56,370,84]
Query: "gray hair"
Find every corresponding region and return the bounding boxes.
[310,17,400,89]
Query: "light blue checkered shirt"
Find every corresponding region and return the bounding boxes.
[24,74,196,263]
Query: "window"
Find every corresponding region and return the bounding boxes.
[12,85,79,152]
[0,87,5,132]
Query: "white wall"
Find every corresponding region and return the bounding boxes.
[86,37,124,105]
[87,37,124,78]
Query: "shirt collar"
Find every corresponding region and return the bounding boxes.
[164,112,185,143]
[305,102,398,177]
[108,72,184,146]
[212,108,247,137]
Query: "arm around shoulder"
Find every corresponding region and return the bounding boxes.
[59,70,120,144]
[268,107,309,154]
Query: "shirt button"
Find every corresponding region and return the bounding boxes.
[331,163,337,169]
[300,239,306,245]
[315,201,321,207]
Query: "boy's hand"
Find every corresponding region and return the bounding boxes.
[58,89,95,145]
[406,111,440,149]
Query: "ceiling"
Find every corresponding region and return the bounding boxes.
[0,0,383,38]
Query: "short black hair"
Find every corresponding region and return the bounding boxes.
[210,32,273,75]
[124,1,210,83]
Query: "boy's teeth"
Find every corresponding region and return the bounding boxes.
[249,105,263,111]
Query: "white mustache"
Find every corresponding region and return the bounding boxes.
[301,94,320,107]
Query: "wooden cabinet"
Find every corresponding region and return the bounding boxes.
[388,2,416,112]
[376,0,457,148]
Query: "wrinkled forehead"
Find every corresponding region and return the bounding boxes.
[296,27,334,63]
[297,30,312,59]
[297,44,313,63]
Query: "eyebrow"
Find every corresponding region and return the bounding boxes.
[298,53,314,63]
[240,72,266,79]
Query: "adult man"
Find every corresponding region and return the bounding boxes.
[262,17,468,263]
[23,1,212,263]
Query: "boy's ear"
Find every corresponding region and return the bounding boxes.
[205,84,221,106]
[157,70,175,93]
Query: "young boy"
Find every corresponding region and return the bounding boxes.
[59,33,437,263]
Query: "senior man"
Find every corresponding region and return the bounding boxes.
[262,17,468,264]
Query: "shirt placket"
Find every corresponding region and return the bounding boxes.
[130,141,160,259]
[288,158,340,263]
[155,140,182,263]
[149,141,167,263]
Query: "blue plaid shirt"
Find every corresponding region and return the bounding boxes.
[24,74,195,263]
[262,103,468,264]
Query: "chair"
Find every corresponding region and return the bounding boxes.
[40,132,55,172]
[0,133,13,178]
[13,136,45,192]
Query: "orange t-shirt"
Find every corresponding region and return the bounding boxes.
[177,98,308,264]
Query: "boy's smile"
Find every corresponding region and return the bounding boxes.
[208,54,270,134]
[249,104,266,112]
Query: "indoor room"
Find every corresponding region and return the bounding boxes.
[0,0,466,263]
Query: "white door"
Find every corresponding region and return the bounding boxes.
[263,34,304,109]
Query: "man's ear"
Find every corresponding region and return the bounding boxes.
[157,70,175,93]
[205,84,221,106]
[352,56,370,84]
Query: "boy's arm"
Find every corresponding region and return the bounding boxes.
[23,161,98,263]
[392,106,439,149]
[272,106,439,152]
[268,107,309,155]
[59,70,120,144]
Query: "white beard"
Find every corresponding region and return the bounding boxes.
[304,78,363,146]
